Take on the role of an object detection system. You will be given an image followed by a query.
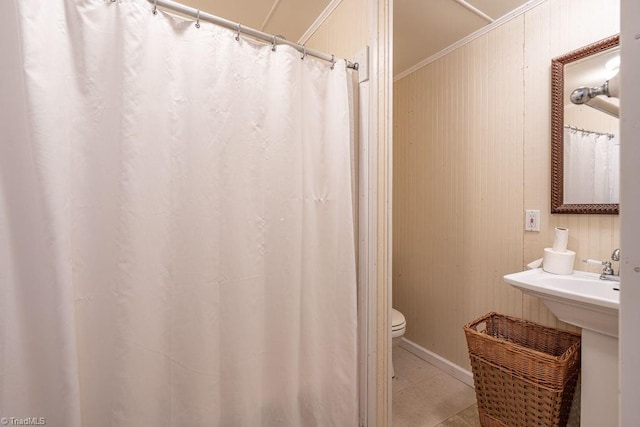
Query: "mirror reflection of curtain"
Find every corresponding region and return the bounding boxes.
[564,128,620,204]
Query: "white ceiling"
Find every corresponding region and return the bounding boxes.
[176,0,530,76]
[393,0,529,75]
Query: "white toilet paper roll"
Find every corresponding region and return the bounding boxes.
[542,248,575,275]
[552,227,569,252]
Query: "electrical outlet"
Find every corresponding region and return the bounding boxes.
[525,210,540,232]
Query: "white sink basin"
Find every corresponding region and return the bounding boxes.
[503,268,619,337]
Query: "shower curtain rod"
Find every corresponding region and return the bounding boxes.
[147,0,359,71]
[564,124,614,139]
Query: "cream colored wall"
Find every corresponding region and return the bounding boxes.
[393,0,620,370]
[304,0,368,60]
[564,104,618,135]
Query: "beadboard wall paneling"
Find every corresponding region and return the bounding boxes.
[564,104,619,136]
[393,0,620,370]
[304,0,368,62]
[393,16,525,369]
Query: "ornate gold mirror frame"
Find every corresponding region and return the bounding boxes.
[551,35,620,214]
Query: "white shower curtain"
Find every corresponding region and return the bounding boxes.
[564,128,620,204]
[0,1,357,426]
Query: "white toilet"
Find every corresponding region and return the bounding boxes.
[391,308,406,378]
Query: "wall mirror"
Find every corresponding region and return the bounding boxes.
[551,35,620,214]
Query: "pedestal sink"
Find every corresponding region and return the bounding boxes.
[504,268,619,427]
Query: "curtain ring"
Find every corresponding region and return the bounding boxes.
[330,54,335,70]
[272,35,277,52]
[301,45,307,60]
[235,23,241,41]
[195,9,200,28]
[152,0,158,15]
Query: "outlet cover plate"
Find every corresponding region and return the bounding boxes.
[525,210,540,232]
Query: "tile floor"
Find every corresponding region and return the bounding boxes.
[392,346,481,427]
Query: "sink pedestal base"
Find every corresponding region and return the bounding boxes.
[580,329,618,427]
[502,269,620,426]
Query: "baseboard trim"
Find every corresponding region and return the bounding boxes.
[399,337,475,388]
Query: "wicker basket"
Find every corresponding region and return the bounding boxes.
[464,312,581,427]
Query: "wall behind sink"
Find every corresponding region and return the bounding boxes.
[393,0,620,371]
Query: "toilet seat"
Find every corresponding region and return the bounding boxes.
[391,308,406,338]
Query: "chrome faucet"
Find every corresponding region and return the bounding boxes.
[600,248,620,282]
[612,248,620,262]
